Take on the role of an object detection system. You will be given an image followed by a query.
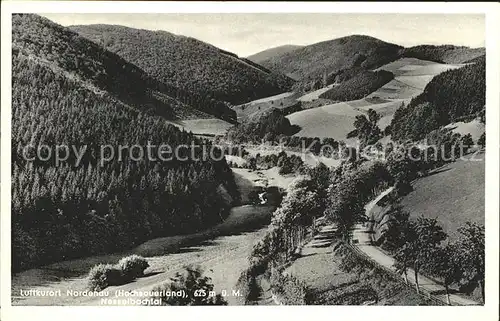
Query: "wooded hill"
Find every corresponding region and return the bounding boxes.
[401,45,485,64]
[70,24,294,109]
[12,14,239,271]
[259,35,403,88]
[319,70,394,102]
[258,35,484,94]
[390,56,485,141]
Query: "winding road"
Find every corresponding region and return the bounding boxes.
[352,187,480,306]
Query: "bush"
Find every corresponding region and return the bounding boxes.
[87,263,124,291]
[118,255,150,280]
[236,263,263,304]
[269,267,311,305]
[151,265,227,305]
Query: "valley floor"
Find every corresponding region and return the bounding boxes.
[12,205,274,306]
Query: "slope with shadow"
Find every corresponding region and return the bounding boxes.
[13,14,186,121]
[247,44,303,64]
[12,14,239,271]
[319,70,395,102]
[70,24,294,109]
[401,45,485,64]
[259,35,403,82]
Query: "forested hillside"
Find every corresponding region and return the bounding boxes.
[11,14,239,271]
[390,56,485,141]
[70,24,294,107]
[401,45,485,64]
[259,35,402,89]
[319,70,394,102]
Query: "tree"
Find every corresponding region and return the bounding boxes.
[352,109,382,147]
[248,190,261,205]
[452,222,485,303]
[392,218,417,285]
[425,244,462,305]
[382,205,412,252]
[394,216,447,293]
[477,132,485,148]
[152,265,227,305]
[413,217,448,293]
[461,133,474,153]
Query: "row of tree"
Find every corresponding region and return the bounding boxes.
[230,151,306,175]
[324,130,485,303]
[250,164,331,268]
[386,208,485,304]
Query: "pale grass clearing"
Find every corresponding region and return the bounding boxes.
[367,78,424,100]
[395,75,435,90]
[286,102,363,140]
[297,84,336,102]
[242,92,295,105]
[400,63,464,76]
[167,118,234,136]
[374,58,435,76]
[444,119,485,142]
[374,57,462,77]
[232,167,296,191]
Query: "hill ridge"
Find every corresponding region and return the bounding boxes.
[70,23,294,108]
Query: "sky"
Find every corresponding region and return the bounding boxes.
[42,13,485,57]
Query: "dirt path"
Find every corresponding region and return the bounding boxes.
[352,187,480,306]
[12,206,273,306]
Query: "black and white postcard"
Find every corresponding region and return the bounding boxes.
[1,2,499,321]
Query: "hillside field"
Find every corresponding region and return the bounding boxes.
[400,156,485,241]
[284,57,466,139]
[286,102,361,140]
[369,58,464,99]
[232,92,300,120]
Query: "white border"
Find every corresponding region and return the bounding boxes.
[1,2,499,321]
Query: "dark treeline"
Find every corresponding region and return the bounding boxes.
[71,24,294,107]
[226,108,300,143]
[12,14,179,120]
[401,45,485,64]
[12,16,239,271]
[231,151,306,176]
[319,70,394,102]
[225,108,342,156]
[390,58,485,142]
